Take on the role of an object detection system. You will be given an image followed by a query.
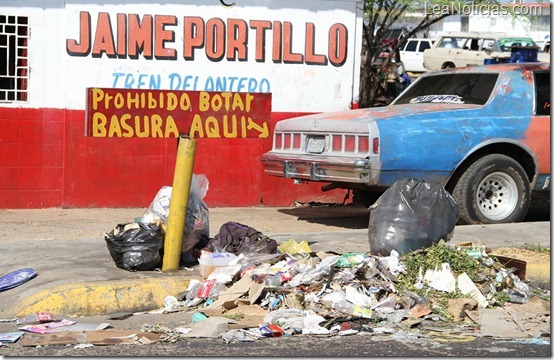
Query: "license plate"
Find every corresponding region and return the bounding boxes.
[307,137,325,153]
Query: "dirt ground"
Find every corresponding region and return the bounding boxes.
[490,247,550,265]
[0,203,372,242]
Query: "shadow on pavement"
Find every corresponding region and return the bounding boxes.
[278,199,550,230]
[278,203,370,230]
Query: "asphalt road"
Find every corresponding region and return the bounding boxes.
[1,329,550,357]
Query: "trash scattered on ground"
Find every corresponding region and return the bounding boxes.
[19,319,77,334]
[0,331,25,343]
[1,240,549,348]
[0,268,38,292]
[107,240,546,344]
[3,188,547,349]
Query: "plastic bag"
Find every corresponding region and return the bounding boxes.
[368,178,459,257]
[182,174,210,256]
[104,222,164,271]
[140,186,172,225]
[207,222,277,255]
[140,174,210,260]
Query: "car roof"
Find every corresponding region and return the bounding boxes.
[438,31,508,39]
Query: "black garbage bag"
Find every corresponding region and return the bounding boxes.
[104,223,164,271]
[368,178,459,257]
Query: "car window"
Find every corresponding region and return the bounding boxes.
[534,71,550,116]
[483,40,495,51]
[405,41,417,52]
[438,37,465,49]
[393,73,499,105]
[462,38,477,51]
[419,41,431,52]
[498,37,537,52]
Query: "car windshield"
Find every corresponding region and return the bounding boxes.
[498,37,537,51]
[393,73,499,105]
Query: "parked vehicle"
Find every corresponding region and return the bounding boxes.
[423,32,549,71]
[400,38,434,72]
[537,34,550,53]
[261,63,550,224]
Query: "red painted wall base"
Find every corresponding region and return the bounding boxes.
[0,107,346,208]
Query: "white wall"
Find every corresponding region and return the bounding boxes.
[1,0,363,112]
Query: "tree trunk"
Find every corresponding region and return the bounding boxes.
[359,56,382,108]
[360,72,380,108]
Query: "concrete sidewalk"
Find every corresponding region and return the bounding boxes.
[0,207,550,319]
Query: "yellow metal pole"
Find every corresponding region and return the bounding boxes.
[162,134,197,272]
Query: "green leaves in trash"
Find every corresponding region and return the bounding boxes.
[399,243,485,285]
[397,243,495,302]
[397,243,495,317]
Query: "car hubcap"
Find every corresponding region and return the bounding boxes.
[477,171,518,221]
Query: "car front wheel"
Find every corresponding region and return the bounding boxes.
[453,154,531,224]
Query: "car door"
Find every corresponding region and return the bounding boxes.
[525,70,551,192]
[424,36,464,70]
[415,40,432,72]
[454,37,495,67]
[400,40,419,72]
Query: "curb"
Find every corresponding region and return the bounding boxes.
[8,278,191,318]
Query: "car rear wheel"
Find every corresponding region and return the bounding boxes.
[453,154,531,224]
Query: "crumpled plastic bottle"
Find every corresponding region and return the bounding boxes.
[333,300,373,319]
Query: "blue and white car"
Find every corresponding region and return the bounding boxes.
[261,62,550,224]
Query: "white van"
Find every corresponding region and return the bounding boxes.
[399,38,434,72]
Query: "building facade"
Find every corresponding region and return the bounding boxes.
[0,0,363,208]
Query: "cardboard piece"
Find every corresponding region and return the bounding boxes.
[226,304,268,329]
[479,297,551,338]
[180,317,236,338]
[494,256,527,281]
[411,303,433,319]
[503,297,551,337]
[248,281,265,304]
[447,298,478,321]
[204,276,255,310]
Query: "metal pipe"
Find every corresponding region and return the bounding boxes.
[162,134,197,272]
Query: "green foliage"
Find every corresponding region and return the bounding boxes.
[523,243,550,253]
[397,242,501,307]
[399,243,485,285]
[493,290,510,305]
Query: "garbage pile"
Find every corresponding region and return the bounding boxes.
[145,238,549,342]
[2,240,549,348]
[97,176,549,342]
